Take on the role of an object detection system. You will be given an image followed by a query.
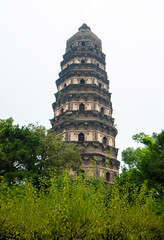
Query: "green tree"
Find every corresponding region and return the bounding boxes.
[120,130,164,197]
[0,118,41,174]
[28,123,82,175]
[0,118,82,181]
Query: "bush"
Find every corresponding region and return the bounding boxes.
[0,173,163,239]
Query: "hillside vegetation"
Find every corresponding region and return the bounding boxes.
[0,118,163,239]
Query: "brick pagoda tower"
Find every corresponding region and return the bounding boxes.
[51,24,120,182]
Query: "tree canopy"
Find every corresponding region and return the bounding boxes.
[120,130,164,197]
[0,118,82,182]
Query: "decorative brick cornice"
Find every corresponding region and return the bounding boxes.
[51,110,114,126]
[59,63,107,79]
[67,141,119,162]
[52,119,117,136]
[55,84,111,99]
[61,50,105,66]
[80,152,120,169]
[54,92,111,107]
[56,71,109,86]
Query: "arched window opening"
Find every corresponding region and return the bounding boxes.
[101,107,104,115]
[99,83,102,88]
[82,41,85,46]
[61,108,64,114]
[106,172,110,182]
[81,59,85,64]
[103,136,107,145]
[79,103,85,111]
[80,79,85,84]
[78,133,84,142]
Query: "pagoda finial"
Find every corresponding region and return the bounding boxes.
[78,23,91,31]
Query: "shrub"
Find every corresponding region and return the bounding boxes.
[0,173,163,239]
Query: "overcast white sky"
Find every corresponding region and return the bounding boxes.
[0,0,164,163]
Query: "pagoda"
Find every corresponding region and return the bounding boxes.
[51,24,120,182]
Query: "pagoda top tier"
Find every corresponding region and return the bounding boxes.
[78,23,91,31]
[66,23,102,52]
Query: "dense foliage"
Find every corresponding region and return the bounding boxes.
[120,131,164,198]
[0,118,82,183]
[0,118,164,239]
[0,173,163,240]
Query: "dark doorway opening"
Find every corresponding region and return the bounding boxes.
[79,103,85,111]
[106,172,110,182]
[103,136,107,145]
[80,79,85,84]
[78,133,84,142]
[101,107,104,115]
